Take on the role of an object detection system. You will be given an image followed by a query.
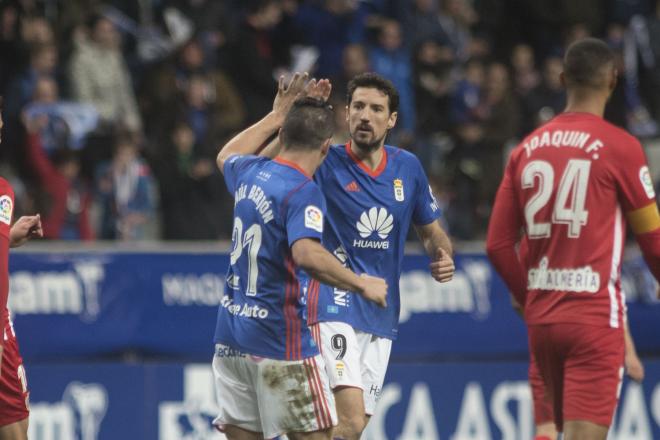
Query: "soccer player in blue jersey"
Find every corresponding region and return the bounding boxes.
[212,74,388,440]
[239,72,455,440]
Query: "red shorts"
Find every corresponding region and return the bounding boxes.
[0,319,30,427]
[528,323,624,431]
[529,353,553,425]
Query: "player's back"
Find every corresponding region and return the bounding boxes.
[214,155,325,360]
[508,112,653,327]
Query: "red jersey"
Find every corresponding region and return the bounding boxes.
[0,177,14,346]
[488,112,656,328]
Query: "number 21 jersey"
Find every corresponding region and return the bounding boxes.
[215,155,326,360]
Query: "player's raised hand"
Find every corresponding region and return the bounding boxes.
[625,350,645,382]
[10,214,43,248]
[359,274,388,308]
[272,72,309,122]
[304,78,332,102]
[430,247,454,283]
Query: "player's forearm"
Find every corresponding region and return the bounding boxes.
[293,241,365,294]
[624,320,638,356]
[416,221,453,257]
[216,112,282,171]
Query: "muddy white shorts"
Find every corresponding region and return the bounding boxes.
[212,344,337,439]
[310,321,392,415]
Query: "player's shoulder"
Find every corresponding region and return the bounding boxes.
[385,144,419,162]
[0,177,13,195]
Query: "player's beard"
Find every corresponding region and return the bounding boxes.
[351,129,387,153]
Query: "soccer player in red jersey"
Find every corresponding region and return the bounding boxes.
[487,37,660,440]
[0,101,43,440]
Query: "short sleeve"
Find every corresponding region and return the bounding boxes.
[0,179,14,239]
[612,137,656,212]
[412,158,442,226]
[223,154,258,194]
[285,182,327,247]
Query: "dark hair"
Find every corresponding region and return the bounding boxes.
[346,73,399,114]
[563,38,615,90]
[280,97,335,151]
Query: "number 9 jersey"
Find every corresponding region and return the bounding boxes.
[488,112,660,328]
[214,155,326,360]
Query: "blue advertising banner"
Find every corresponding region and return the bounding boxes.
[9,250,660,361]
[25,359,660,440]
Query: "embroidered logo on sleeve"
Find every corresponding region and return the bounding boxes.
[0,195,13,225]
[639,166,656,199]
[304,205,324,233]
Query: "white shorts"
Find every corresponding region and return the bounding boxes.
[212,344,337,439]
[310,321,392,415]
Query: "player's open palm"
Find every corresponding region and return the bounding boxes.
[430,247,454,283]
[359,274,388,308]
[272,72,309,121]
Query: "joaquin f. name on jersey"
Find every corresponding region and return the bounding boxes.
[214,154,326,360]
[307,143,441,339]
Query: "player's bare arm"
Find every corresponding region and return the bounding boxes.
[9,215,43,248]
[414,221,454,283]
[291,238,387,307]
[216,72,309,172]
[624,320,644,382]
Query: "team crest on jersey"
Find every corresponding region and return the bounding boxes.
[639,166,656,199]
[393,179,404,202]
[304,205,324,233]
[0,195,12,225]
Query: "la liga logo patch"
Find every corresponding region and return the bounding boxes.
[304,205,323,233]
[0,195,13,225]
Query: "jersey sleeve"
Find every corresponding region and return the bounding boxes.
[0,180,14,345]
[412,158,442,225]
[284,182,327,247]
[612,137,657,212]
[0,179,15,240]
[222,154,258,194]
[486,153,527,306]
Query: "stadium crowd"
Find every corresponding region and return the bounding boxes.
[0,0,659,241]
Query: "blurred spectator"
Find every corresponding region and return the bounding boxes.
[521,56,565,133]
[510,43,540,98]
[23,113,93,240]
[437,0,478,62]
[227,0,286,124]
[69,15,142,132]
[451,58,485,124]
[331,43,370,102]
[370,19,415,144]
[640,2,660,126]
[149,120,228,240]
[403,0,448,49]
[4,42,58,118]
[290,0,369,78]
[95,134,155,240]
[413,39,454,174]
[0,3,24,92]
[479,62,520,148]
[141,38,245,147]
[22,76,99,154]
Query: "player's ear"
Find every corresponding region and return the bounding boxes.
[387,111,397,130]
[345,105,349,123]
[559,71,566,88]
[609,67,618,94]
[321,138,331,157]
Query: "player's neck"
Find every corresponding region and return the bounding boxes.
[564,93,608,118]
[349,142,384,171]
[275,151,317,178]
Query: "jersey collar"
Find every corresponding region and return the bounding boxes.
[345,141,388,178]
[273,156,312,179]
